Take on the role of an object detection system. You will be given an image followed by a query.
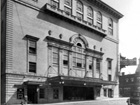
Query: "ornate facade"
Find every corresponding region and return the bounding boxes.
[1,0,123,104]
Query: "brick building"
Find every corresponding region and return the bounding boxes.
[1,0,123,104]
[119,59,140,97]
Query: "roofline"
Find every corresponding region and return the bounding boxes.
[87,0,124,19]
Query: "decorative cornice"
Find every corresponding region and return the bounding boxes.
[87,0,123,19]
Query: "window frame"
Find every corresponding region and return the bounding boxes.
[87,6,93,25]
[52,47,59,65]
[108,74,112,81]
[28,39,37,55]
[39,88,45,99]
[76,0,83,20]
[108,18,113,35]
[64,0,72,15]
[51,0,59,9]
[97,11,102,28]
[63,50,69,66]
[96,58,100,72]
[53,88,59,99]
[29,62,36,73]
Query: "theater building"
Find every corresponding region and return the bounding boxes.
[1,0,123,104]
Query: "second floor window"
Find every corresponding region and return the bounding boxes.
[108,18,113,35]
[53,47,59,65]
[29,62,36,73]
[96,59,100,72]
[51,0,59,9]
[87,7,93,25]
[64,0,72,15]
[73,41,85,68]
[76,0,83,20]
[97,12,102,28]
[63,50,68,66]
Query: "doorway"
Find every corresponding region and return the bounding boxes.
[27,85,38,103]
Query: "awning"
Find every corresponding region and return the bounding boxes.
[47,76,117,86]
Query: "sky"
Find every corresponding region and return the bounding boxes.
[102,0,140,74]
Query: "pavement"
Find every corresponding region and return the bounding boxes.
[27,97,129,105]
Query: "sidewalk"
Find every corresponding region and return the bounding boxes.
[27,97,129,105]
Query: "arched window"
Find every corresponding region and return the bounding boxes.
[76,0,83,20]
[73,38,85,68]
[64,0,72,15]
[87,6,93,25]
[51,0,59,9]
[108,18,113,35]
[97,11,102,28]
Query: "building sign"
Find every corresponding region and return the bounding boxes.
[17,88,24,99]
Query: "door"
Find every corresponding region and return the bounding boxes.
[27,85,38,103]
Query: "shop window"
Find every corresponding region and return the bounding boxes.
[53,47,59,65]
[53,88,59,99]
[104,89,107,97]
[29,62,36,73]
[51,0,59,9]
[97,11,102,28]
[108,18,113,35]
[39,88,45,99]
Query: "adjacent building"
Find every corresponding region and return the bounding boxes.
[1,0,123,104]
[119,59,140,97]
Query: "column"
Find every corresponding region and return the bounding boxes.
[68,51,73,76]
[99,59,103,79]
[93,11,97,26]
[83,5,87,21]
[72,0,77,16]
[93,58,96,78]
[59,0,64,10]
[58,48,63,76]
[85,55,89,77]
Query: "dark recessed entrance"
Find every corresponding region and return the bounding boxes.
[27,85,38,104]
[63,86,94,101]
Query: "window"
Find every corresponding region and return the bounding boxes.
[87,7,93,25]
[96,59,100,72]
[108,75,111,81]
[63,50,68,66]
[39,88,45,98]
[126,78,129,82]
[97,12,102,28]
[29,40,36,54]
[29,62,36,73]
[89,57,93,70]
[104,89,107,97]
[53,88,59,99]
[76,0,83,20]
[73,40,85,68]
[53,47,59,65]
[108,18,113,35]
[131,78,134,82]
[51,0,59,9]
[137,77,140,82]
[108,60,112,70]
[64,0,72,15]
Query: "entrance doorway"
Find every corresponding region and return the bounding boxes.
[108,89,113,98]
[27,85,38,103]
[63,86,94,101]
